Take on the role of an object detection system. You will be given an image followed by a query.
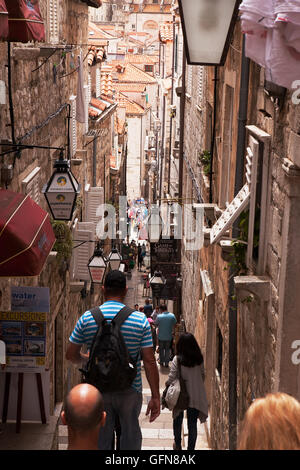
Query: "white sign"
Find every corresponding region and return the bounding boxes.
[11,287,50,313]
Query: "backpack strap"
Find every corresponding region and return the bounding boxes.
[90,306,105,326]
[113,306,135,328]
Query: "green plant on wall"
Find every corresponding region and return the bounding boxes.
[51,219,73,264]
[227,208,260,276]
[199,150,211,176]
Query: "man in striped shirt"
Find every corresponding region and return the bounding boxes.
[66,270,160,450]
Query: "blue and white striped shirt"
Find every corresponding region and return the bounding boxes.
[69,301,153,393]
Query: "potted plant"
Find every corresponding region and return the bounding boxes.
[51,219,73,265]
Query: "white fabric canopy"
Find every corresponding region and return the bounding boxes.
[240,0,300,89]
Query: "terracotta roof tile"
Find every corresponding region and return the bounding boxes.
[87,46,106,66]
[124,54,159,65]
[115,92,145,115]
[112,63,157,84]
[90,98,107,111]
[159,22,173,43]
[114,82,146,93]
[101,66,114,97]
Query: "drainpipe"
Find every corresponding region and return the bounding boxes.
[209,66,218,203]
[93,137,97,187]
[168,15,176,194]
[7,42,16,154]
[176,45,186,319]
[178,47,186,205]
[228,36,250,451]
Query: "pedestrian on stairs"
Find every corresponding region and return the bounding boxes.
[238,392,300,450]
[66,270,160,450]
[166,333,208,451]
[155,305,177,368]
[61,384,106,450]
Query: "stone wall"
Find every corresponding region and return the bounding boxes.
[0,0,102,415]
[179,19,300,449]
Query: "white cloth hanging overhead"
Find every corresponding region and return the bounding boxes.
[275,1,300,15]
[240,0,300,89]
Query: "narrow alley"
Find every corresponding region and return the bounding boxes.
[57,264,210,451]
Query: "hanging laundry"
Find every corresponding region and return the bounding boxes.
[274,1,300,15]
[4,0,45,43]
[240,0,300,89]
[76,51,86,123]
[0,0,8,40]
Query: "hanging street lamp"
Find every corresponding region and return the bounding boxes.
[150,270,166,298]
[88,242,108,284]
[107,246,123,271]
[147,206,163,243]
[42,151,80,221]
[178,0,240,66]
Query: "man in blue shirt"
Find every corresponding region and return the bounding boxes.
[66,271,160,450]
[143,298,153,318]
[155,304,177,367]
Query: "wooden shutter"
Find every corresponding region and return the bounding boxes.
[0,80,5,105]
[22,167,41,204]
[210,135,259,245]
[246,135,260,268]
[197,66,204,107]
[85,186,104,236]
[187,65,192,95]
[71,221,95,281]
[48,0,59,44]
[96,67,101,98]
[69,95,77,157]
[88,73,92,103]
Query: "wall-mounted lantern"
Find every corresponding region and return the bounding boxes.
[178,0,240,65]
[43,152,80,221]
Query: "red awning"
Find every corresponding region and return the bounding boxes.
[0,0,8,41]
[0,190,55,277]
[4,0,45,43]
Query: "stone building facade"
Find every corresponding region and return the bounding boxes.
[0,0,106,420]
[169,4,300,451]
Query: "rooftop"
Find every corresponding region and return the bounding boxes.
[115,92,146,116]
[159,22,174,43]
[110,62,157,84]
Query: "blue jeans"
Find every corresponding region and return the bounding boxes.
[98,388,143,450]
[173,408,199,450]
[159,339,172,365]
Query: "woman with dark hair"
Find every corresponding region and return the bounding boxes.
[165,333,208,450]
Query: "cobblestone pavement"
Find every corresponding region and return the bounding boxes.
[58,265,210,450]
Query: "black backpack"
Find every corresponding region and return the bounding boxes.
[80,306,138,393]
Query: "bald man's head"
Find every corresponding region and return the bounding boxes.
[62,384,104,433]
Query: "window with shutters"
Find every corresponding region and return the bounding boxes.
[70,220,95,281]
[22,167,41,205]
[186,65,192,97]
[96,68,101,98]
[69,95,77,158]
[210,126,271,274]
[88,73,92,103]
[219,85,234,208]
[48,0,59,44]
[197,66,204,108]
[84,186,104,238]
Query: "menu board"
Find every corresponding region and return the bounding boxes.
[0,311,46,371]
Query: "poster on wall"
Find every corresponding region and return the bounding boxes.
[11,286,50,313]
[0,311,47,372]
